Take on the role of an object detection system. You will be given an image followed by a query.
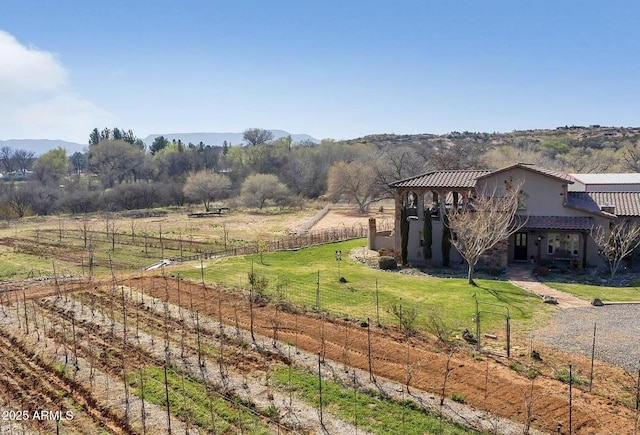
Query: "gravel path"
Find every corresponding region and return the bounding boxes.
[533,304,640,373]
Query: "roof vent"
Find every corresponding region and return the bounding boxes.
[600,202,616,214]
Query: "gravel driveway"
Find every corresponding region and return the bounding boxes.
[533,304,640,373]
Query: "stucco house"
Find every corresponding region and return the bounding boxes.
[379,163,640,270]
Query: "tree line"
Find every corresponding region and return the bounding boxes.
[2,126,640,218]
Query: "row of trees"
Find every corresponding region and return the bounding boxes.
[0,126,435,217]
[4,125,640,219]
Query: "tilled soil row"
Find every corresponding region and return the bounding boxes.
[1,298,198,435]
[33,290,362,434]
[4,273,638,434]
[0,327,131,434]
[132,275,639,434]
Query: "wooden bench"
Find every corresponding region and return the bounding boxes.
[187,208,230,218]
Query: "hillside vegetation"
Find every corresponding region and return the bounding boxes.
[1,125,640,219]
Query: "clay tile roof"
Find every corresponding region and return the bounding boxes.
[389,170,492,189]
[584,192,640,216]
[565,192,609,216]
[522,216,594,231]
[475,163,574,183]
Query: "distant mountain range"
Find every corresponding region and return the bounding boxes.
[142,130,319,147]
[0,139,87,156]
[0,130,319,155]
[8,126,638,157]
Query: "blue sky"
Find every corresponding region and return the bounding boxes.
[1,0,639,144]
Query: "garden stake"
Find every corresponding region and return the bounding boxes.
[590,323,596,392]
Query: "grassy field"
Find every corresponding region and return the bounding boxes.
[1,206,634,335]
[0,208,319,279]
[175,239,554,335]
[270,365,478,435]
[543,281,640,302]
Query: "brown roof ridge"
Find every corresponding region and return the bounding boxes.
[388,169,493,188]
[476,163,574,183]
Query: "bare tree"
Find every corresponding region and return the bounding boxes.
[0,146,15,173]
[13,149,36,175]
[243,128,274,146]
[77,216,94,248]
[326,160,385,213]
[418,139,487,170]
[220,223,230,250]
[447,181,526,285]
[4,182,32,217]
[593,220,640,278]
[373,146,427,198]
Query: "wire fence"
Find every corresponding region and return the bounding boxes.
[171,223,393,263]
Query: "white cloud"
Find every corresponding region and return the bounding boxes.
[0,30,111,142]
[0,31,66,95]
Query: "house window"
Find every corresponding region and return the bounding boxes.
[567,234,579,255]
[517,191,529,210]
[547,233,579,256]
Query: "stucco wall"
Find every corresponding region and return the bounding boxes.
[406,219,462,266]
[393,166,616,269]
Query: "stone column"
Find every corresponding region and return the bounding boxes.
[416,190,425,220]
[368,218,377,250]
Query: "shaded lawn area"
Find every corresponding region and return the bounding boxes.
[175,239,553,334]
[543,281,640,302]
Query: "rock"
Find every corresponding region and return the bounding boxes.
[462,328,477,344]
[531,350,542,361]
[592,298,604,306]
[542,295,558,304]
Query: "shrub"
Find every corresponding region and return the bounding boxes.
[424,308,455,343]
[379,256,398,270]
[264,404,280,421]
[555,367,589,386]
[450,393,465,403]
[248,271,270,303]
[389,302,419,334]
[536,266,549,276]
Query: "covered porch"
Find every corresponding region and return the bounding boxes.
[508,216,594,268]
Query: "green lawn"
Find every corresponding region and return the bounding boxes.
[543,282,640,302]
[174,239,552,335]
[270,365,480,434]
[127,366,271,434]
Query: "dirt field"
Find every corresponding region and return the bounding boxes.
[1,275,637,434]
[305,202,395,232]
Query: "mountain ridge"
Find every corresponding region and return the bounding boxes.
[0,130,319,155]
[142,130,318,147]
[4,125,640,156]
